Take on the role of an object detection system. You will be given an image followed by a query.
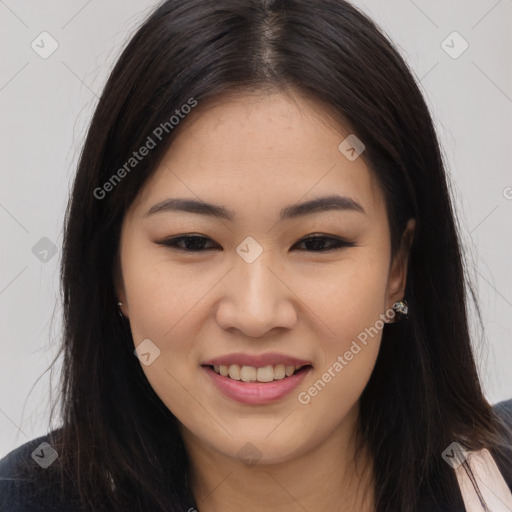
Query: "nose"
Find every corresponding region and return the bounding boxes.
[215,252,298,338]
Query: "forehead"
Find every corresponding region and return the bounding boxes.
[130,90,385,221]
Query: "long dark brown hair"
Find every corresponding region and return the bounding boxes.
[35,0,512,510]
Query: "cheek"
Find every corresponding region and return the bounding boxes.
[120,243,209,393]
[121,243,202,342]
[125,270,201,420]
[303,248,389,338]
[297,251,388,406]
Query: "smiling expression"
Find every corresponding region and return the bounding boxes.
[115,88,413,464]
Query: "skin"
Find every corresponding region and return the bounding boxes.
[116,88,415,512]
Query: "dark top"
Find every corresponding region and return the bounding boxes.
[1,399,512,511]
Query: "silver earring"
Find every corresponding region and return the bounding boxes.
[392,300,408,320]
[117,301,124,318]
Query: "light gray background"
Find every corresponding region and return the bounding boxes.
[1,0,511,459]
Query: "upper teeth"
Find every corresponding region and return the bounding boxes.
[213,364,302,382]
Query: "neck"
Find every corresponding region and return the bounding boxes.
[182,403,375,512]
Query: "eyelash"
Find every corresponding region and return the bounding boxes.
[156,234,356,253]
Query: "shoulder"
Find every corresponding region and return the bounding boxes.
[0,428,81,512]
[493,397,512,423]
[491,398,512,489]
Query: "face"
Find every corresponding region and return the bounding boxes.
[116,89,414,466]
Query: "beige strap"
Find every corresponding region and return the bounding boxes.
[454,448,512,512]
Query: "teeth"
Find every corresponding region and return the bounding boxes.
[256,365,274,382]
[285,365,295,377]
[274,364,285,379]
[240,366,257,382]
[228,364,241,380]
[212,363,307,382]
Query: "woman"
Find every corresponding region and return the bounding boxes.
[1,1,511,511]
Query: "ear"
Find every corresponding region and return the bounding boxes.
[386,218,415,311]
[114,248,128,318]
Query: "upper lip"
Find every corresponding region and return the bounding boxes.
[202,352,312,368]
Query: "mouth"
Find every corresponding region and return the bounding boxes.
[201,360,313,404]
[203,363,312,383]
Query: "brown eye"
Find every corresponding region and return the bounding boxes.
[156,234,355,253]
[156,235,219,252]
[292,235,356,252]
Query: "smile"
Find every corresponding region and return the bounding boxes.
[202,364,312,405]
[209,363,309,382]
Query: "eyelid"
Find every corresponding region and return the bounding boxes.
[155,233,356,252]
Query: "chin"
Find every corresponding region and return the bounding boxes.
[203,427,314,467]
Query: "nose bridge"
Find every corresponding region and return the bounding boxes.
[235,243,279,309]
[215,239,296,336]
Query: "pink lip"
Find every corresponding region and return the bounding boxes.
[202,365,312,405]
[202,351,312,368]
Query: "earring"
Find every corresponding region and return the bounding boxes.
[117,301,124,318]
[392,300,408,320]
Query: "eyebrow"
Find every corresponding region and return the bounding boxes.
[144,194,366,221]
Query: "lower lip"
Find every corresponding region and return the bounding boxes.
[202,365,312,405]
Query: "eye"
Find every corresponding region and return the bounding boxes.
[292,234,356,252]
[156,234,355,253]
[156,235,218,252]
